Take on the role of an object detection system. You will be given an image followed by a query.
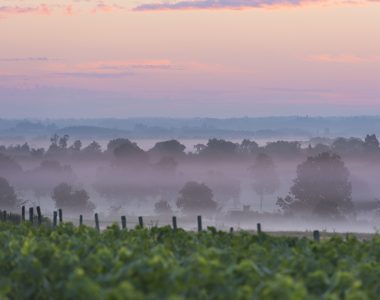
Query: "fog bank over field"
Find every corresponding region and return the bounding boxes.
[0,122,380,232]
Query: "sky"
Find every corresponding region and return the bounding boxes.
[0,0,379,118]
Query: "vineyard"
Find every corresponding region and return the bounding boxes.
[0,221,379,299]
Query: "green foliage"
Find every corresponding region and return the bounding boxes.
[0,223,379,299]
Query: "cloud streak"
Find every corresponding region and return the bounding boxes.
[133,0,378,11]
[133,0,324,11]
[0,5,51,18]
[0,57,49,62]
[307,54,380,63]
[0,2,125,19]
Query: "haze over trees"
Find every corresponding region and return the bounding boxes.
[52,183,95,214]
[176,181,217,215]
[0,177,18,210]
[277,152,354,219]
[250,153,279,211]
[0,131,380,229]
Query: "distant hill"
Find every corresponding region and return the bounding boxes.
[1,116,380,140]
[56,126,130,139]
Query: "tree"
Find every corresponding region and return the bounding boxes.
[107,138,133,153]
[277,152,354,219]
[250,153,279,212]
[176,181,217,215]
[154,199,172,215]
[237,139,259,156]
[364,134,379,158]
[58,135,69,150]
[331,137,364,158]
[52,183,95,214]
[70,140,82,152]
[364,134,379,148]
[0,177,18,210]
[149,140,186,159]
[201,139,238,158]
[113,141,147,165]
[194,144,206,154]
[82,141,102,157]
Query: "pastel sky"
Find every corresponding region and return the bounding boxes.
[0,0,379,118]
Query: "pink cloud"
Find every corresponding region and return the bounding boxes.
[91,3,125,14]
[0,5,52,18]
[133,0,378,11]
[307,54,380,63]
[47,59,182,78]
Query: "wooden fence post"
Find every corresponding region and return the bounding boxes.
[95,213,100,232]
[172,216,177,231]
[197,215,202,232]
[21,206,25,222]
[257,223,262,234]
[36,206,42,225]
[313,230,320,242]
[121,216,126,229]
[138,216,144,228]
[53,211,57,228]
[230,227,234,234]
[79,215,83,226]
[29,207,34,224]
[58,209,63,224]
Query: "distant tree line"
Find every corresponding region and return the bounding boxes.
[1,134,380,164]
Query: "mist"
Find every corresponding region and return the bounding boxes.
[0,133,380,233]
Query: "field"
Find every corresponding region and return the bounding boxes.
[0,222,379,300]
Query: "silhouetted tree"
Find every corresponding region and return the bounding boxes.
[52,183,95,214]
[277,152,354,219]
[176,181,217,215]
[365,134,379,148]
[364,134,380,159]
[154,199,172,215]
[201,139,238,158]
[113,140,147,166]
[47,134,60,155]
[107,138,132,153]
[70,140,82,152]
[82,141,102,157]
[149,140,186,160]
[250,153,279,211]
[58,135,69,150]
[238,139,259,156]
[332,137,364,157]
[194,144,206,154]
[0,177,18,210]
[31,148,45,158]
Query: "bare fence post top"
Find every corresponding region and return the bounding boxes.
[138,216,144,228]
[29,207,34,224]
[313,230,320,242]
[53,211,57,228]
[257,223,262,234]
[121,216,127,229]
[36,206,42,225]
[197,215,202,232]
[95,213,100,232]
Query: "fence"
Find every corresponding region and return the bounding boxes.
[0,206,323,241]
